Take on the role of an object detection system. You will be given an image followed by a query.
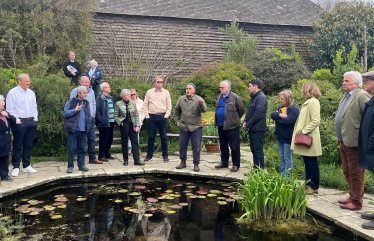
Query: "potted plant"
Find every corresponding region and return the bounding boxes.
[202,118,219,153]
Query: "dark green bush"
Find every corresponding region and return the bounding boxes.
[251,47,311,94]
[182,61,255,108]
[312,69,333,81]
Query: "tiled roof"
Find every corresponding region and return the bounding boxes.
[97,0,320,27]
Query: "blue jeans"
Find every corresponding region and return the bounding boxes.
[12,120,37,168]
[147,114,168,158]
[87,118,97,161]
[67,131,87,169]
[179,127,203,164]
[277,140,293,181]
[248,131,265,169]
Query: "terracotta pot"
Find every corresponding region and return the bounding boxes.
[204,143,220,153]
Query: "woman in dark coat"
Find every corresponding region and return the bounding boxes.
[0,94,16,181]
[271,90,299,182]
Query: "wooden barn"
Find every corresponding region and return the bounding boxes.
[92,0,320,83]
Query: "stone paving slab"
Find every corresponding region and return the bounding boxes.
[0,150,374,240]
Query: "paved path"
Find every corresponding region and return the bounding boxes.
[0,149,374,240]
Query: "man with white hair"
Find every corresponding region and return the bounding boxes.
[70,76,101,164]
[6,73,38,177]
[64,86,91,173]
[335,71,371,210]
[63,51,81,86]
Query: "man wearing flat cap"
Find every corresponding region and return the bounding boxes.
[359,71,374,229]
[174,83,207,172]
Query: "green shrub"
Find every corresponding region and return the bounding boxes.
[332,45,361,89]
[0,68,22,97]
[312,69,333,81]
[251,47,311,94]
[183,61,255,108]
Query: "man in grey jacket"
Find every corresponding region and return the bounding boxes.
[214,80,245,172]
[243,78,268,171]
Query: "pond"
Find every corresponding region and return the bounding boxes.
[0,175,367,240]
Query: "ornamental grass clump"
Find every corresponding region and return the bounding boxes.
[237,168,308,221]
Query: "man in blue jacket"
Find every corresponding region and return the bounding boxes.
[64,86,92,173]
[243,78,268,171]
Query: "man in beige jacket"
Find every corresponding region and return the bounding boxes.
[335,71,371,210]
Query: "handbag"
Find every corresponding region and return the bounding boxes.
[294,129,313,147]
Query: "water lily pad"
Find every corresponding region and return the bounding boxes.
[53,202,65,206]
[223,189,230,192]
[206,180,214,184]
[135,185,146,189]
[226,198,235,202]
[217,201,228,205]
[144,214,153,217]
[13,204,18,207]
[175,184,183,187]
[210,190,222,194]
[55,198,68,202]
[34,208,44,212]
[179,203,188,206]
[160,193,167,196]
[147,198,158,203]
[118,189,129,193]
[124,207,131,211]
[84,214,91,218]
[44,206,56,211]
[21,199,29,202]
[150,207,158,211]
[217,197,226,200]
[170,205,182,209]
[174,194,181,197]
[27,200,39,205]
[29,211,40,215]
[114,199,123,203]
[190,195,198,199]
[54,194,65,198]
[187,186,195,188]
[132,209,145,214]
[232,195,244,200]
[168,194,175,197]
[130,192,140,196]
[167,210,176,214]
[165,190,173,193]
[57,205,66,208]
[51,215,62,219]
[136,178,146,182]
[185,193,193,196]
[165,196,174,200]
[77,198,86,201]
[158,196,167,200]
[207,194,217,197]
[128,209,136,212]
[37,200,45,204]
[221,183,231,187]
[156,188,162,190]
[183,190,191,193]
[196,191,208,195]
[198,196,206,199]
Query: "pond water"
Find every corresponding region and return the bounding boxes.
[0,175,367,241]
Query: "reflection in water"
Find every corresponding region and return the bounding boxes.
[142,212,171,241]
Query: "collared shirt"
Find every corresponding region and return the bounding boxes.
[216,91,231,126]
[6,85,38,123]
[173,94,207,132]
[70,87,96,116]
[142,88,172,118]
[88,67,96,78]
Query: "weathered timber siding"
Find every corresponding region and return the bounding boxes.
[91,13,314,82]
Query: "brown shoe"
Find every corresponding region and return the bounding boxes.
[215,163,228,169]
[362,220,374,230]
[89,159,103,164]
[305,188,318,195]
[361,213,374,220]
[340,203,361,210]
[105,155,116,160]
[338,198,351,204]
[176,160,187,169]
[194,164,200,172]
[99,157,109,162]
[230,166,239,172]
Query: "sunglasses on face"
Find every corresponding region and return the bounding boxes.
[156,81,163,84]
[131,94,136,96]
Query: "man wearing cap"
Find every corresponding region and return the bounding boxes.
[335,71,371,211]
[359,71,374,229]
[174,83,207,172]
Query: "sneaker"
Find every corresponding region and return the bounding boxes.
[67,167,73,173]
[144,157,152,162]
[79,166,89,172]
[2,175,14,181]
[23,166,37,174]
[11,168,19,177]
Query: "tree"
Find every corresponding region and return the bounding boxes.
[219,19,259,65]
[0,29,22,75]
[307,1,374,70]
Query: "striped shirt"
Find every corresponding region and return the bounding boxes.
[107,98,115,122]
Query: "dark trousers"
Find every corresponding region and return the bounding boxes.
[12,120,37,169]
[179,127,203,165]
[248,131,265,169]
[67,131,87,169]
[120,122,140,163]
[303,156,320,190]
[218,126,241,167]
[0,155,9,179]
[98,122,115,159]
[87,118,97,161]
[339,141,365,208]
[146,114,168,158]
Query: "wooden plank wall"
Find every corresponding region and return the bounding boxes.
[91,13,314,82]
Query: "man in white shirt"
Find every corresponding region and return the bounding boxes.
[6,73,38,176]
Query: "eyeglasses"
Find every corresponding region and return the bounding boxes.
[220,87,225,89]
[131,94,136,96]
[156,81,163,84]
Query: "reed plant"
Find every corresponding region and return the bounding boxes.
[237,168,308,221]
